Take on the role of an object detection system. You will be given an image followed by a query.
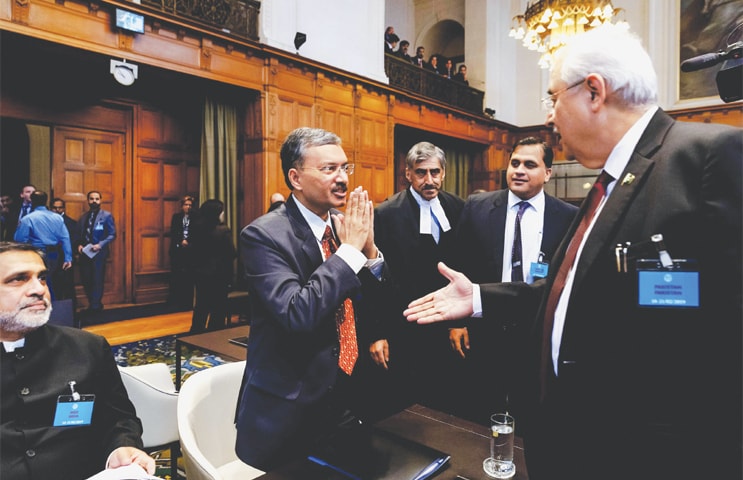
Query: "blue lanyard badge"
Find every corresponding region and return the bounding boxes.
[530,252,549,279]
[636,259,699,308]
[53,381,95,426]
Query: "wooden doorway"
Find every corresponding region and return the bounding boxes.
[52,126,128,308]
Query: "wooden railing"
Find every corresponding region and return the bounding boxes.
[384,54,485,115]
[139,0,260,41]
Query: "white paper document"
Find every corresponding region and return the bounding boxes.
[82,243,100,258]
[85,463,162,480]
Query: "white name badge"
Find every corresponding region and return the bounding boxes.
[637,259,699,308]
[53,394,95,426]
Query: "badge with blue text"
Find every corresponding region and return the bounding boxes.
[636,259,699,308]
[53,394,96,426]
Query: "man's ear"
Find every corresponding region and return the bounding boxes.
[288,168,302,191]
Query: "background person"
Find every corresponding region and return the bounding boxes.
[188,198,235,333]
[14,191,72,301]
[0,242,155,479]
[168,195,195,309]
[77,191,116,314]
[448,137,577,424]
[50,198,79,303]
[404,24,742,480]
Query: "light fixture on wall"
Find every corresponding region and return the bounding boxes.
[509,1,628,68]
[110,59,138,86]
[294,32,307,54]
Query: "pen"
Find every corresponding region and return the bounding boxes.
[615,244,623,272]
[413,455,450,480]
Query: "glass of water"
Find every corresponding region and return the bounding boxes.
[483,412,515,479]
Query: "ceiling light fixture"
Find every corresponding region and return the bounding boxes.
[509,1,629,68]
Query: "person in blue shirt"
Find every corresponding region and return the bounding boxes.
[14,191,72,301]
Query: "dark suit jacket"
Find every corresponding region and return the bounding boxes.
[455,189,578,284]
[77,209,116,257]
[374,189,465,337]
[168,212,190,258]
[1,325,144,480]
[450,189,577,419]
[480,110,742,479]
[61,214,79,247]
[235,196,390,470]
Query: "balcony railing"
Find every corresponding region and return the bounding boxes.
[140,0,260,41]
[384,54,485,115]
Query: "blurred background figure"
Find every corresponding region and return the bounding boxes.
[189,199,235,333]
[267,192,285,213]
[168,195,196,310]
[50,197,79,304]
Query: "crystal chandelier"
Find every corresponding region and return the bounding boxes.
[509,1,629,68]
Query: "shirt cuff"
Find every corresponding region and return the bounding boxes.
[336,244,366,273]
[472,283,483,317]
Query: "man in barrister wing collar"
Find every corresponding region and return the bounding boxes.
[404,24,741,480]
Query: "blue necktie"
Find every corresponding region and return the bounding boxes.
[510,201,530,281]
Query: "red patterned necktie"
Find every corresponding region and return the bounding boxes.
[540,171,613,398]
[321,225,359,375]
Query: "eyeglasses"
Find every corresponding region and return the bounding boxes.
[541,79,585,111]
[302,164,355,176]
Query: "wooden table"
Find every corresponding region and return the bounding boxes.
[256,404,529,480]
[174,324,250,388]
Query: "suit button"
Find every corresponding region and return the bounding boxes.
[25,449,36,458]
[15,352,25,360]
[20,387,30,396]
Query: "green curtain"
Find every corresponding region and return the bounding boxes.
[200,97,238,250]
[442,148,470,198]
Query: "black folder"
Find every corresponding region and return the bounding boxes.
[308,426,450,480]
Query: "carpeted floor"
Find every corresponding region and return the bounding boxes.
[112,335,227,386]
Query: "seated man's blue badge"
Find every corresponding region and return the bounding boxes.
[53,381,95,426]
[637,258,699,308]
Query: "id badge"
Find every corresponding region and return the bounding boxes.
[636,259,699,308]
[53,394,95,426]
[530,261,549,279]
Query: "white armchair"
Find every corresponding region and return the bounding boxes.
[118,363,179,478]
[176,360,264,480]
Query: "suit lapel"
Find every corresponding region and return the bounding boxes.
[285,196,324,266]
[489,190,508,276]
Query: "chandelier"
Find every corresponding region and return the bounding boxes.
[509,1,628,68]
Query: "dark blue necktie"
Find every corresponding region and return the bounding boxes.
[510,201,530,281]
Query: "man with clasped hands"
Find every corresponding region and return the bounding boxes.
[235,127,390,470]
[404,24,741,480]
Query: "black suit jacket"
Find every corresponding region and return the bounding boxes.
[480,110,742,479]
[1,325,144,480]
[235,196,390,470]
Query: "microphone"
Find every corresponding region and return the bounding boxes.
[681,42,743,72]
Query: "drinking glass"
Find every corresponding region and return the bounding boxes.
[483,412,515,479]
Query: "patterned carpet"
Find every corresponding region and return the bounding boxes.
[112,335,226,386]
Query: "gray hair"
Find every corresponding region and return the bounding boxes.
[405,141,446,170]
[280,127,342,190]
[555,23,658,108]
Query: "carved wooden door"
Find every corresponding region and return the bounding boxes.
[52,126,127,308]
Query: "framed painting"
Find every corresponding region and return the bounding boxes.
[678,0,743,101]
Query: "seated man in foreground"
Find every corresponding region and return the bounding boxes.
[0,242,155,479]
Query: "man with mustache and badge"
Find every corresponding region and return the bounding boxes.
[0,242,154,480]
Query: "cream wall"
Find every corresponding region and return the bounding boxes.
[262,1,732,127]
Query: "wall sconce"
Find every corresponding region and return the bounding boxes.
[294,32,307,53]
[110,59,138,86]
